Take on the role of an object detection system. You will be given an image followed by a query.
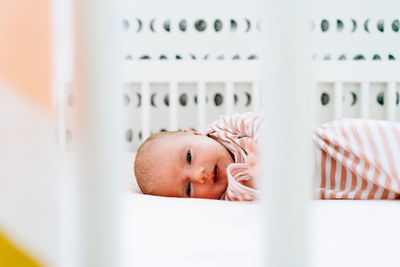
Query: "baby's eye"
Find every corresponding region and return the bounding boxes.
[186,182,191,197]
[186,150,192,164]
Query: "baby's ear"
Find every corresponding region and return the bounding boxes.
[183,129,202,136]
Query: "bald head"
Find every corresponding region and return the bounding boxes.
[134,131,188,194]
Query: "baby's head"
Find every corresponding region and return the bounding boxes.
[134,130,234,199]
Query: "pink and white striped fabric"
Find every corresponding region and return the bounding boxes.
[312,119,400,200]
[206,112,400,201]
[205,112,263,201]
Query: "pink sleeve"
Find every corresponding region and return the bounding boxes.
[204,112,263,201]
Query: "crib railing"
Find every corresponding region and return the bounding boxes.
[58,0,400,266]
[63,61,400,152]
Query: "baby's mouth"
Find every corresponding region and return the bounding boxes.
[213,165,218,183]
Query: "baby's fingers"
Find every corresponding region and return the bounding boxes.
[248,153,257,166]
[247,139,256,153]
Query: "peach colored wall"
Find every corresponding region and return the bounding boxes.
[0,0,51,113]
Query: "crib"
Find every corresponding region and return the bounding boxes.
[55,0,400,266]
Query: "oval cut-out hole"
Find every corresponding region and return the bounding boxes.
[123,93,130,107]
[122,19,130,31]
[351,19,357,32]
[230,19,238,32]
[179,20,187,31]
[377,19,384,32]
[321,92,330,105]
[392,19,399,32]
[353,54,365,60]
[164,94,169,106]
[377,92,384,105]
[164,19,171,32]
[321,19,329,32]
[214,19,222,32]
[338,54,347,60]
[388,54,396,60]
[351,92,357,106]
[139,55,151,60]
[245,18,251,32]
[179,93,188,106]
[214,93,223,106]
[195,20,207,31]
[364,19,370,32]
[373,54,381,60]
[337,19,344,32]
[245,93,252,106]
[125,129,133,142]
[159,54,168,60]
[150,93,156,107]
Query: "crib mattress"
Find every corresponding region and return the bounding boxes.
[122,194,400,267]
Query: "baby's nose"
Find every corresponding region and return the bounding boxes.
[191,166,205,184]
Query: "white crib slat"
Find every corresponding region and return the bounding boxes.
[262,0,311,267]
[252,82,261,113]
[360,82,370,119]
[334,82,343,119]
[169,82,178,130]
[387,82,396,121]
[225,81,234,115]
[197,82,206,132]
[310,82,318,124]
[141,82,150,140]
[74,1,122,266]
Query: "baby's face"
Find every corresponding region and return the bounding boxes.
[150,131,234,199]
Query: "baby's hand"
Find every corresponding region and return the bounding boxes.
[247,139,260,187]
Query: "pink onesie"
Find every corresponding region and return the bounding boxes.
[205,112,400,201]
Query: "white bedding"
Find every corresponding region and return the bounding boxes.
[122,154,400,267]
[122,195,400,267]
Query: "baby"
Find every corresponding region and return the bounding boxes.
[134,112,262,201]
[135,112,400,201]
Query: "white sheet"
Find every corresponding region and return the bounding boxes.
[122,195,400,267]
[122,152,400,267]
